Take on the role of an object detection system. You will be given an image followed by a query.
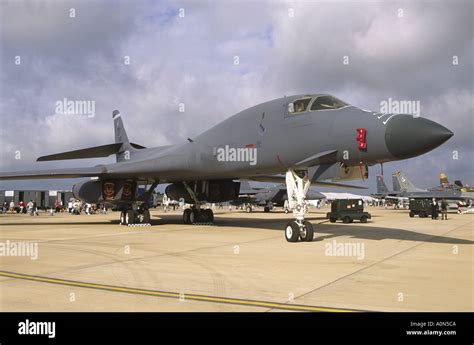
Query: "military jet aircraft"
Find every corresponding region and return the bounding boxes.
[0,94,453,242]
[374,171,474,202]
[372,173,424,199]
[232,181,325,213]
[439,172,474,192]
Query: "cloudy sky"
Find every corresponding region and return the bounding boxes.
[0,0,472,193]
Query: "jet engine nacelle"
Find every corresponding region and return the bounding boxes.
[165,180,240,203]
[72,179,137,203]
[72,180,102,203]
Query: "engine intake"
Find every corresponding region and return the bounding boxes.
[72,180,137,203]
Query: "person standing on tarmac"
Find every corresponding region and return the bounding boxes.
[27,200,34,216]
[440,199,448,220]
[430,198,439,220]
[32,200,38,216]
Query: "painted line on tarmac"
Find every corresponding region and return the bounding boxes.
[0,270,360,312]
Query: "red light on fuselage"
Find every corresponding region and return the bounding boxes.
[357,128,367,150]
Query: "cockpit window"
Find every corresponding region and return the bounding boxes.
[288,98,312,114]
[310,95,348,111]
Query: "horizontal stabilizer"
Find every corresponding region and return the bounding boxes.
[0,166,106,180]
[130,143,147,149]
[37,143,123,161]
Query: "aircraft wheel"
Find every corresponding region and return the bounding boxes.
[343,216,351,224]
[125,209,135,225]
[246,206,252,213]
[300,221,314,242]
[203,209,214,223]
[183,209,192,224]
[120,210,126,225]
[409,211,415,218]
[329,218,337,223]
[264,206,270,213]
[285,221,300,242]
[143,209,150,223]
[360,215,368,223]
[189,209,198,224]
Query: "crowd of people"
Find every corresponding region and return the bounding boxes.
[2,200,39,216]
[65,200,107,215]
[2,199,108,216]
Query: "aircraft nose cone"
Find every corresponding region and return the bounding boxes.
[385,115,453,159]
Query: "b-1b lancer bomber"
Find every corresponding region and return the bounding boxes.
[0,94,453,242]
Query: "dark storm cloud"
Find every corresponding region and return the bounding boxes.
[0,0,472,191]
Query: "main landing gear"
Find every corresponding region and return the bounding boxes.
[284,169,314,242]
[181,181,214,225]
[119,181,157,226]
[183,208,214,225]
[120,203,151,226]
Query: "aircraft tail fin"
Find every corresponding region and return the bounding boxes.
[392,171,418,192]
[113,110,134,162]
[33,110,143,162]
[392,174,401,192]
[376,175,389,194]
[239,180,252,191]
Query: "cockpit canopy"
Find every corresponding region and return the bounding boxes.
[288,95,349,114]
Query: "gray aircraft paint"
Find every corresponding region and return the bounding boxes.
[392,172,474,200]
[375,171,473,201]
[235,182,325,207]
[0,94,453,193]
[376,175,390,194]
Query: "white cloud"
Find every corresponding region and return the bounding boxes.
[0,0,472,190]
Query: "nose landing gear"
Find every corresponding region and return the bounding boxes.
[284,169,315,242]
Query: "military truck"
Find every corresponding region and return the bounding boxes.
[327,199,371,223]
[408,198,431,218]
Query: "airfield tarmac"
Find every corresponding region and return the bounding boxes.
[0,206,472,312]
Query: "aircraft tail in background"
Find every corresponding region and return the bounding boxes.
[439,172,473,191]
[392,174,401,192]
[376,175,390,194]
[440,172,450,188]
[392,171,421,192]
